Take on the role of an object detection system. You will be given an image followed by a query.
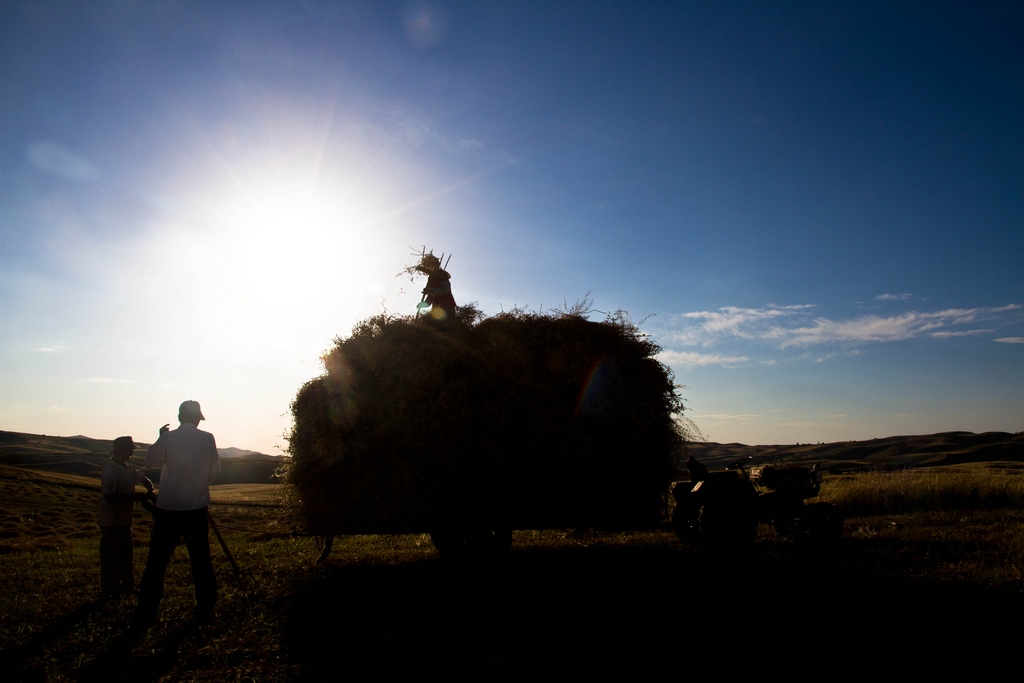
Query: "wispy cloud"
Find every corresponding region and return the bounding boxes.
[27,141,98,180]
[682,305,812,336]
[995,337,1024,344]
[697,413,762,421]
[775,421,834,428]
[35,344,66,352]
[664,304,1021,350]
[875,293,913,301]
[774,310,976,347]
[656,350,749,368]
[665,305,811,346]
[931,329,992,338]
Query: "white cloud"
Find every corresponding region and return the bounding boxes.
[697,413,762,421]
[457,138,485,149]
[876,293,913,301]
[995,337,1024,344]
[776,312,944,347]
[680,305,813,339]
[402,1,448,48]
[27,141,98,180]
[662,304,1021,350]
[931,329,992,338]
[399,121,431,147]
[656,350,749,368]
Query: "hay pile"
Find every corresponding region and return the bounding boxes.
[287,307,686,535]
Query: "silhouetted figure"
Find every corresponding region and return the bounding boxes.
[97,436,154,601]
[402,248,458,321]
[135,400,220,627]
[420,254,456,321]
[686,455,709,483]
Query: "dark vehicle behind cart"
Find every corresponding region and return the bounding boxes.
[671,457,843,546]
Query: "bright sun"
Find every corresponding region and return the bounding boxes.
[217,178,361,308]
[160,139,405,336]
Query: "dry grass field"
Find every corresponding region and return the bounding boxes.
[3,452,1024,681]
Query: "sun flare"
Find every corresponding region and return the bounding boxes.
[212,175,368,309]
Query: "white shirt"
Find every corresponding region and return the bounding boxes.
[97,459,149,527]
[146,423,221,511]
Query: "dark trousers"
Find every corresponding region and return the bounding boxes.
[99,525,135,597]
[138,507,217,618]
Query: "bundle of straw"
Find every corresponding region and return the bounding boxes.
[286,308,685,535]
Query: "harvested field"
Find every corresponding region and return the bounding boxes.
[2,469,1024,681]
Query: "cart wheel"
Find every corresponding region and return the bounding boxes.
[671,506,702,545]
[772,518,797,537]
[699,503,757,547]
[492,528,513,555]
[429,528,461,557]
[314,536,334,564]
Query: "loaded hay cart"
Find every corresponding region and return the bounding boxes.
[286,306,688,559]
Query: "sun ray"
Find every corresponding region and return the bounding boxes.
[355,160,513,231]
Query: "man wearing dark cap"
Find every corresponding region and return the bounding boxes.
[136,400,221,626]
[98,436,154,601]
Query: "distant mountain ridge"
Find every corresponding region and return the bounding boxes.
[679,430,1024,474]
[0,430,283,485]
[3,429,1022,485]
[0,430,280,459]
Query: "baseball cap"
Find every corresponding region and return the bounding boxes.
[178,400,205,421]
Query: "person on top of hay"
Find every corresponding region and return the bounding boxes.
[415,252,457,320]
[135,400,220,627]
[97,435,154,602]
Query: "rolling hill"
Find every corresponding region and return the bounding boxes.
[3,428,1022,486]
[0,430,284,485]
[679,430,1024,473]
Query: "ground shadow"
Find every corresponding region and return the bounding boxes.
[3,599,210,683]
[0,601,103,680]
[76,621,199,683]
[282,542,1021,681]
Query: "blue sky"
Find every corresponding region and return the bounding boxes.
[2,1,1021,453]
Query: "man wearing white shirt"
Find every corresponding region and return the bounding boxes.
[136,400,221,626]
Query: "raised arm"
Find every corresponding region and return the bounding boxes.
[145,423,171,469]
